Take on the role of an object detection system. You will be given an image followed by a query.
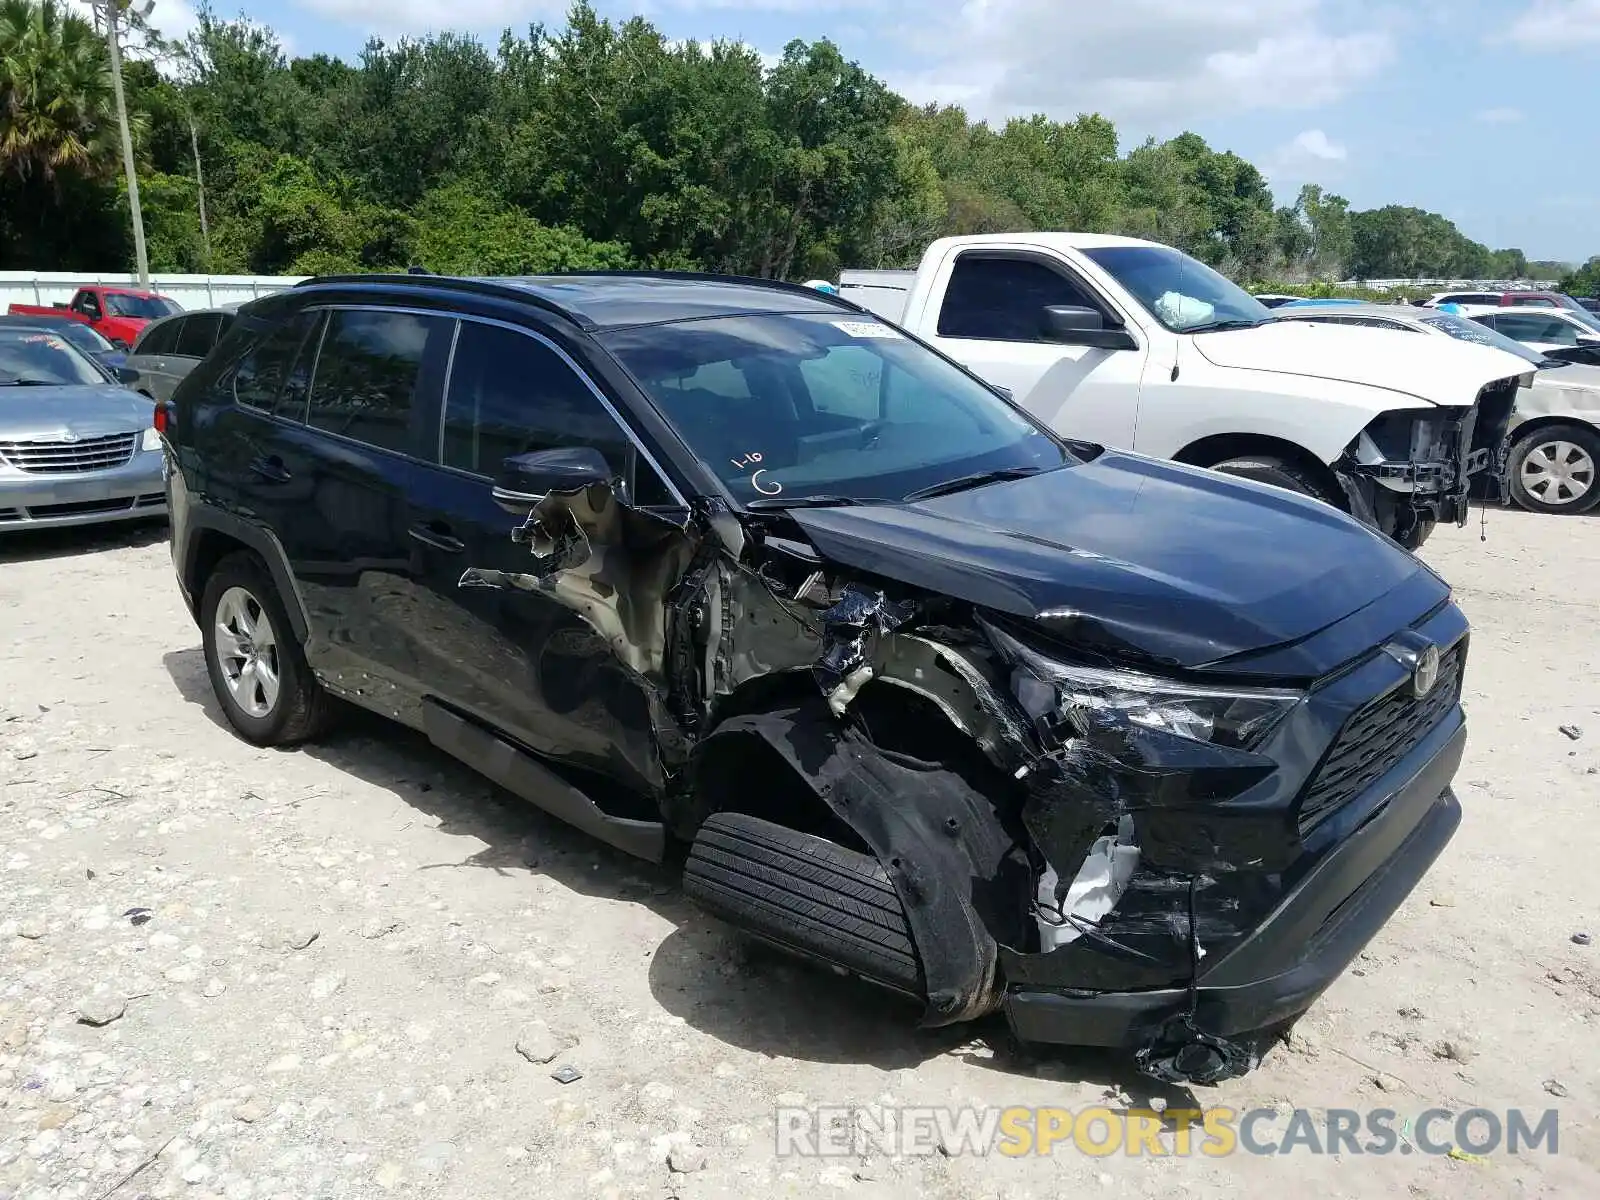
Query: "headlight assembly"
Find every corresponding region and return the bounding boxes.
[983,619,1302,751]
[141,427,162,452]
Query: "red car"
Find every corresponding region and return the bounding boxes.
[7,286,182,350]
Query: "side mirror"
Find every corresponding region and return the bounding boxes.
[114,366,139,385]
[492,446,612,515]
[1040,305,1138,351]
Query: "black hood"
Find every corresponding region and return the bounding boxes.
[789,450,1441,674]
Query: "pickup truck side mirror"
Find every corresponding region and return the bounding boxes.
[1040,305,1138,351]
[492,446,612,515]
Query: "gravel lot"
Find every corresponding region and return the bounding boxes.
[2,511,1598,1199]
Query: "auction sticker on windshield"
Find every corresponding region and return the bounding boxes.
[832,320,901,339]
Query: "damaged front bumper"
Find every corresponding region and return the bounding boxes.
[1336,381,1519,544]
[986,599,1469,1083]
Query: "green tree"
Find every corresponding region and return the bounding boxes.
[0,0,119,184]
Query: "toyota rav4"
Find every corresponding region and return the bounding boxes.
[161,272,1470,1084]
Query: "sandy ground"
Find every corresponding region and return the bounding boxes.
[2,509,1598,1199]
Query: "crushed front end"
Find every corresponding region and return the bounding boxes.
[1336,376,1520,547]
[981,603,1468,1084]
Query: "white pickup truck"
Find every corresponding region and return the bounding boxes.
[840,233,1533,547]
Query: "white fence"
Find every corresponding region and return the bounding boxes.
[0,272,309,312]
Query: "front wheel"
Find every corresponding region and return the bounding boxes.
[1508,425,1600,515]
[1208,455,1340,507]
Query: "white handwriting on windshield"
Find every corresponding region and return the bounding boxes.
[751,470,782,495]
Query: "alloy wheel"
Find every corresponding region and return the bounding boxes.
[213,586,281,718]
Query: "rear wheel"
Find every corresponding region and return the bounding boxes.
[200,553,332,746]
[1208,454,1340,507]
[1508,425,1600,514]
[684,812,924,998]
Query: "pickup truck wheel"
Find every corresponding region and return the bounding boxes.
[684,812,924,999]
[1208,455,1338,507]
[1508,425,1600,515]
[200,553,333,747]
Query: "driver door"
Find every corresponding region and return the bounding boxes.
[920,248,1150,450]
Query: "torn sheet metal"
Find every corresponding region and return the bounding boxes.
[813,584,917,716]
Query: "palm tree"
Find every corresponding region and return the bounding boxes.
[0,0,122,186]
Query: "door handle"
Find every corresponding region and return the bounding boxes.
[248,454,292,484]
[409,521,465,554]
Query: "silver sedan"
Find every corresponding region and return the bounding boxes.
[0,329,167,531]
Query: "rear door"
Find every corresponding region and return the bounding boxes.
[918,248,1150,450]
[169,313,223,398]
[406,316,681,794]
[284,306,455,722]
[127,316,182,397]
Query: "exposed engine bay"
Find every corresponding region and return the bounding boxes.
[460,461,1468,1087]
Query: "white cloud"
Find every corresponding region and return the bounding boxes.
[1476,106,1524,123]
[1507,0,1600,49]
[68,0,199,42]
[292,0,566,38]
[1263,128,1348,184]
[894,0,1394,127]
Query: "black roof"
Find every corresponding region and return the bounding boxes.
[292,271,858,330]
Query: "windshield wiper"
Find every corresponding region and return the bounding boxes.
[1186,319,1265,333]
[902,466,1044,502]
[745,494,888,511]
[0,379,59,387]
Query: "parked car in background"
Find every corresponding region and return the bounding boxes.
[163,271,1471,1085]
[0,313,130,373]
[6,286,182,350]
[1461,306,1600,361]
[1421,290,1507,308]
[1576,297,1600,315]
[1424,290,1592,313]
[1273,301,1600,514]
[0,328,167,530]
[124,306,238,402]
[839,233,1530,548]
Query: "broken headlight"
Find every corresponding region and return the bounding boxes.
[986,622,1301,751]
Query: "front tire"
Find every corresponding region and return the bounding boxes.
[199,552,331,746]
[1208,454,1340,507]
[684,812,924,999]
[1508,425,1600,515]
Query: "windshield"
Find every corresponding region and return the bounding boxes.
[603,312,1071,506]
[1418,313,1548,364]
[1083,244,1270,332]
[1568,308,1600,334]
[0,331,107,385]
[103,293,181,319]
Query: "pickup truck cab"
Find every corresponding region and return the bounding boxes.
[841,234,1533,548]
[7,286,182,351]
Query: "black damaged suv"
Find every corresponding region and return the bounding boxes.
[161,273,1468,1084]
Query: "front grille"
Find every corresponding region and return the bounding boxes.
[25,498,136,519]
[0,433,138,474]
[1298,646,1463,831]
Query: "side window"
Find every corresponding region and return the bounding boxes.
[937,255,1099,341]
[234,310,322,420]
[175,314,221,358]
[799,346,882,420]
[73,292,101,318]
[306,309,447,455]
[441,321,659,496]
[215,314,236,347]
[1500,314,1577,345]
[137,318,181,356]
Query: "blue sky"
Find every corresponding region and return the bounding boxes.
[133,0,1600,264]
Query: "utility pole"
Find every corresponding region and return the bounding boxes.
[98,0,152,285]
[190,117,211,269]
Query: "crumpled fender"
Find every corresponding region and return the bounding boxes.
[693,701,1025,1026]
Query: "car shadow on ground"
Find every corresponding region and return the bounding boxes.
[0,518,167,563]
[160,645,1202,1109]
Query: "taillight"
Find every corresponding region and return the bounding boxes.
[153,402,170,434]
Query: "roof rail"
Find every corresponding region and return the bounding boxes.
[290,273,581,325]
